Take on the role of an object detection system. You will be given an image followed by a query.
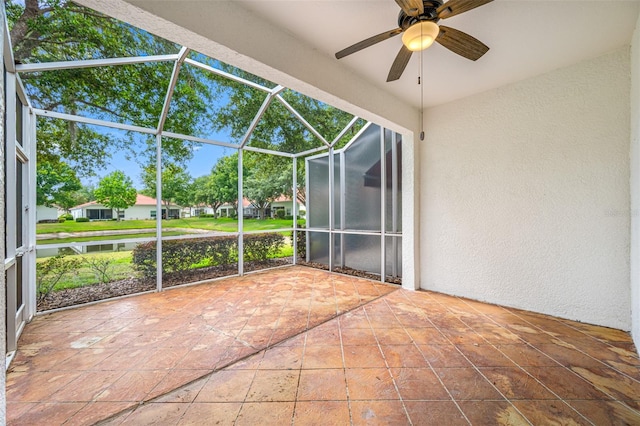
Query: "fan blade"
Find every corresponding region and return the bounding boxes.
[436,26,489,61]
[437,0,493,19]
[395,0,424,17]
[387,45,413,82]
[335,28,403,59]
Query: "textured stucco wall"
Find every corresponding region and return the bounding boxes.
[422,48,631,330]
[631,14,640,349]
[1,2,7,422]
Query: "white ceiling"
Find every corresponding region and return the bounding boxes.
[236,0,640,108]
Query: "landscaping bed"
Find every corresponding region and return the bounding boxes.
[298,261,402,285]
[37,258,292,311]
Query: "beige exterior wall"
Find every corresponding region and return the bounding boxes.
[422,48,631,330]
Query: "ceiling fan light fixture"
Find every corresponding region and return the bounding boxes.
[402,21,439,51]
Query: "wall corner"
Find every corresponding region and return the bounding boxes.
[630,10,640,353]
[402,131,420,291]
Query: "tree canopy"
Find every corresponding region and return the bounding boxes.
[189,153,244,217]
[94,170,137,220]
[210,153,241,208]
[9,0,365,213]
[36,160,82,211]
[7,0,214,175]
[141,163,192,216]
[210,72,364,202]
[243,157,290,219]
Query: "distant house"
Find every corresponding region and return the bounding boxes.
[70,194,181,220]
[36,205,62,222]
[217,204,235,218]
[214,196,305,219]
[186,205,215,218]
[270,195,305,218]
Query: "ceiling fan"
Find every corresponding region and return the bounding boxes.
[335,0,493,82]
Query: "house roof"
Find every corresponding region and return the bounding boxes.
[272,195,292,203]
[71,194,171,210]
[218,196,293,209]
[133,194,159,205]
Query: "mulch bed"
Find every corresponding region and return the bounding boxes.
[37,259,401,312]
[37,259,291,312]
[298,261,403,285]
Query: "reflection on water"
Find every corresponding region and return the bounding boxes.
[37,242,138,258]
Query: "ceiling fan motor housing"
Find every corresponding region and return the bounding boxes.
[398,0,443,29]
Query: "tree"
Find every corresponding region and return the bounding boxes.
[243,153,289,219]
[74,184,96,205]
[141,163,192,218]
[94,171,137,220]
[210,69,364,204]
[211,153,242,209]
[36,161,82,211]
[191,175,223,218]
[7,0,216,175]
[8,0,363,212]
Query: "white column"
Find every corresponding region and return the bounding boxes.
[328,147,334,271]
[238,150,244,275]
[292,157,297,265]
[380,127,386,283]
[155,134,162,291]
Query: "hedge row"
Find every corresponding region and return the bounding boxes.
[132,233,285,277]
[244,233,285,261]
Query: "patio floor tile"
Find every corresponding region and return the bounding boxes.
[6,265,640,425]
[292,401,350,425]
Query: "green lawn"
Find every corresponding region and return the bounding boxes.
[37,217,305,234]
[37,231,187,245]
[37,251,136,292]
[37,242,294,292]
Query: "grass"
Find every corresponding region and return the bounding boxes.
[37,217,305,234]
[37,219,157,234]
[37,231,186,245]
[38,242,294,291]
[37,251,136,292]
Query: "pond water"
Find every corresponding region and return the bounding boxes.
[36,242,139,258]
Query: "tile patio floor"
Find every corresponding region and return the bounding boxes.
[6,266,640,425]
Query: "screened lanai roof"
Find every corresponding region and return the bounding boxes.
[11,5,366,160]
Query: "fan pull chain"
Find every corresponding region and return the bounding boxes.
[419,47,425,141]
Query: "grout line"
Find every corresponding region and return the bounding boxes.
[360,300,414,426]
[451,295,640,419]
[89,271,400,424]
[289,269,313,426]
[428,296,593,426]
[378,295,473,426]
[337,297,354,426]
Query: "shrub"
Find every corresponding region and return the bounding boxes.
[284,215,294,221]
[38,219,59,224]
[244,233,285,261]
[132,235,238,277]
[57,217,66,223]
[83,257,114,284]
[199,213,215,218]
[36,255,82,301]
[132,233,286,278]
[58,213,73,221]
[75,217,90,222]
[275,209,285,219]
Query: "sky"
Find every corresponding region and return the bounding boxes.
[82,126,235,190]
[15,0,336,191]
